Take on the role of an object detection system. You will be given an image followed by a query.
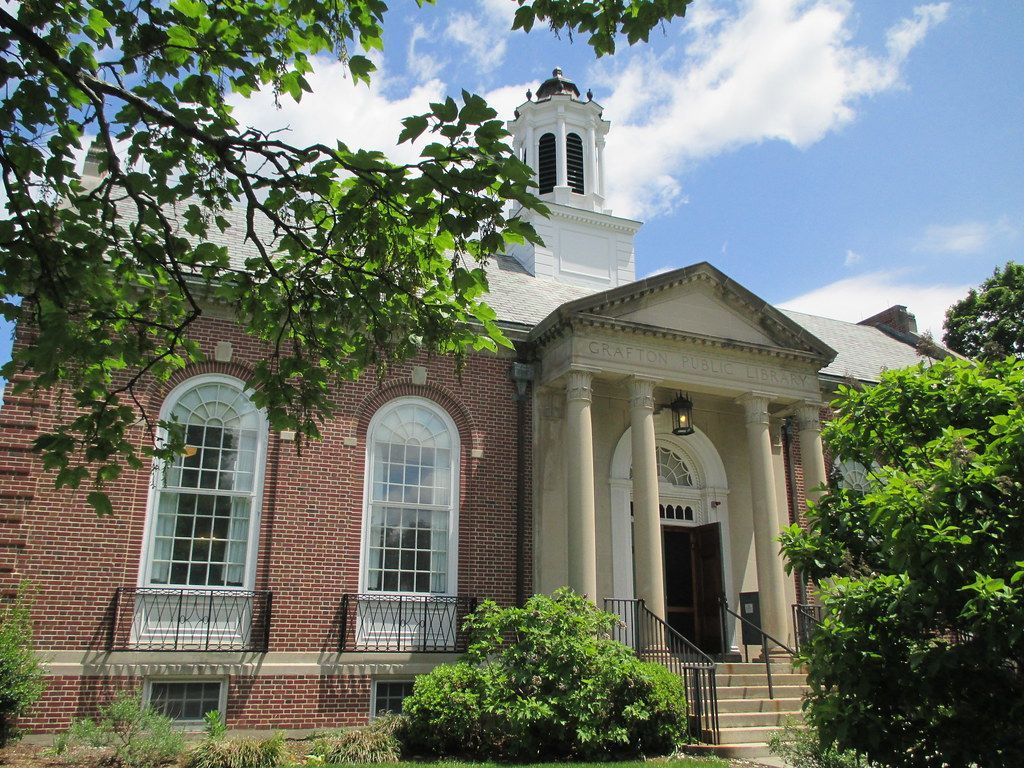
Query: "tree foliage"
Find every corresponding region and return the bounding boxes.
[400,589,688,760]
[780,357,1024,768]
[0,0,691,513]
[943,261,1024,359]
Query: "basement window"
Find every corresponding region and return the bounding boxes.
[372,680,415,717]
[145,679,226,724]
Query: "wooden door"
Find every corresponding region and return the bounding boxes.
[693,522,725,655]
[662,528,696,642]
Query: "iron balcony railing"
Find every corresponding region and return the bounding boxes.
[338,593,477,653]
[108,587,272,652]
[792,602,825,654]
[605,597,720,745]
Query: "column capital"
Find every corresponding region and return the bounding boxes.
[566,368,597,403]
[737,392,772,425]
[796,401,823,432]
[628,376,659,411]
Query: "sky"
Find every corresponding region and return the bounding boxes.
[2,0,1022,376]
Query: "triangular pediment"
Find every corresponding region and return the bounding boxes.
[531,262,836,363]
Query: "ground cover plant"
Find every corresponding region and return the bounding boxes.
[401,589,689,761]
[308,714,402,764]
[49,691,185,767]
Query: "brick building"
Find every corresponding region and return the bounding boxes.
[2,68,946,733]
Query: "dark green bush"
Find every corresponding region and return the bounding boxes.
[768,722,874,768]
[0,584,45,746]
[50,691,185,767]
[308,714,402,763]
[401,588,688,760]
[186,732,287,768]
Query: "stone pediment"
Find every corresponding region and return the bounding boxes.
[530,262,836,364]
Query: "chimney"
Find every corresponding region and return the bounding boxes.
[858,305,918,336]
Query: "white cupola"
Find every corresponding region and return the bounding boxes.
[507,68,640,290]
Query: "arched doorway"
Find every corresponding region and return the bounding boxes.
[609,427,734,654]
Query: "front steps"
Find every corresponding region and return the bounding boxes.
[685,662,808,760]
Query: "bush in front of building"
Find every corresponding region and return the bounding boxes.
[307,714,402,764]
[400,589,688,760]
[186,732,288,768]
[0,583,45,746]
[49,692,185,768]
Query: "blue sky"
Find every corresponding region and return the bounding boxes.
[2,0,1022,374]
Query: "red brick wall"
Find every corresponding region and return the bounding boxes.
[1,314,532,729]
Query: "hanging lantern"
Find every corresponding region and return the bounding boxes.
[670,392,694,436]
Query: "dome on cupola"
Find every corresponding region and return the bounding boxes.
[535,67,581,100]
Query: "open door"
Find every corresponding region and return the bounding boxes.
[693,522,724,655]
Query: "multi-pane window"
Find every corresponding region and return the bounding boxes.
[657,446,694,487]
[835,459,873,493]
[147,680,223,722]
[148,379,264,588]
[365,399,457,594]
[373,680,415,717]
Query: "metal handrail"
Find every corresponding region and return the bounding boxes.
[721,597,795,699]
[605,598,719,745]
[339,593,477,653]
[792,603,825,654]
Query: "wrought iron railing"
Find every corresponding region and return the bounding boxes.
[109,587,272,652]
[605,598,719,745]
[721,596,795,699]
[338,594,476,653]
[792,602,825,653]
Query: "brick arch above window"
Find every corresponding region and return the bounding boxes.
[356,381,478,453]
[142,361,258,415]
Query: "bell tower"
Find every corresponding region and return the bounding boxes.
[507,68,640,289]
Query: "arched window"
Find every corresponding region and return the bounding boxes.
[835,459,873,493]
[364,398,459,594]
[145,376,266,589]
[566,132,585,194]
[537,133,556,194]
[657,446,693,487]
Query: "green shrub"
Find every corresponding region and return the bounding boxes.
[50,691,185,767]
[768,722,873,768]
[0,583,46,746]
[186,732,287,768]
[308,714,402,764]
[401,588,688,760]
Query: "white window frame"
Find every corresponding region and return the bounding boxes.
[143,676,228,727]
[138,374,270,593]
[358,396,461,597]
[370,677,416,718]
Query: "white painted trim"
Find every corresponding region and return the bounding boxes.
[358,396,461,597]
[137,374,270,592]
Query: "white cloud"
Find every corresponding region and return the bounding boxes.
[227,56,445,166]
[844,248,862,266]
[778,269,969,337]
[914,217,1018,254]
[407,24,443,82]
[445,0,517,73]
[594,1,950,219]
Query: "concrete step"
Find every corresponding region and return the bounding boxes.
[718,684,808,699]
[684,742,774,759]
[716,662,801,674]
[718,725,786,745]
[718,710,803,728]
[716,672,808,686]
[718,696,804,713]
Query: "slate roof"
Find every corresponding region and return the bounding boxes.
[779,309,930,383]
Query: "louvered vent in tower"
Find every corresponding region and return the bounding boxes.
[538,133,556,194]
[566,132,585,194]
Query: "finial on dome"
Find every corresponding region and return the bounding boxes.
[553,67,562,77]
[586,89,593,101]
[535,67,580,100]
[526,89,532,101]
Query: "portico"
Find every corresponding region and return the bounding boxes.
[530,263,835,652]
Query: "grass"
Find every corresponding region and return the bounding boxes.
[316,761,730,768]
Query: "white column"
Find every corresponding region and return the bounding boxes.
[596,136,606,200]
[556,117,568,188]
[566,368,598,601]
[586,125,598,200]
[738,393,790,645]
[630,377,666,619]
[524,125,535,174]
[796,402,828,505]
